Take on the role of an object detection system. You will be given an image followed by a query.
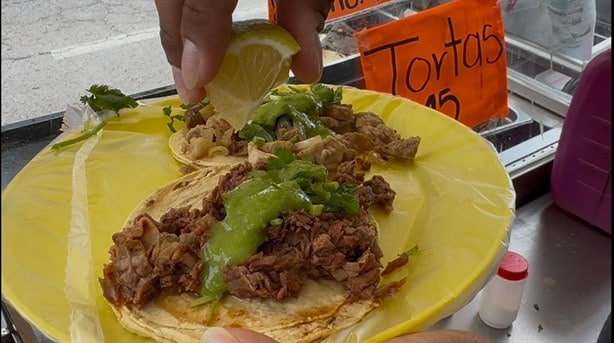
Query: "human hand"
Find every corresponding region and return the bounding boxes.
[154,0,332,104]
[199,327,494,343]
[385,329,494,343]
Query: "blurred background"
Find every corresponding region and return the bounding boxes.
[1,0,268,126]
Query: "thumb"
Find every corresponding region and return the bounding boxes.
[276,0,332,83]
[201,327,279,343]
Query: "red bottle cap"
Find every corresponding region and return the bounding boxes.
[497,251,528,281]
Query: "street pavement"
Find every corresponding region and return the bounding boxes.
[1,0,268,127]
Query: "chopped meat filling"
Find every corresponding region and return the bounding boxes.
[100,160,403,309]
[100,163,253,308]
[183,97,420,171]
[292,108,421,170]
[223,159,399,303]
[99,213,206,308]
[181,104,247,159]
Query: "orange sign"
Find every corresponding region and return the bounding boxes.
[268,0,392,22]
[354,0,508,128]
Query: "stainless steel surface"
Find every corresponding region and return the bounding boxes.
[430,193,611,343]
[1,306,11,343]
[507,68,571,118]
[479,92,563,159]
[506,35,585,75]
[475,108,530,138]
[503,14,612,118]
[498,128,560,179]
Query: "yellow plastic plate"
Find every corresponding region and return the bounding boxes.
[1,86,514,342]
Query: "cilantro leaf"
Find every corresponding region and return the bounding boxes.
[163,106,184,133]
[239,123,275,142]
[325,183,360,214]
[180,98,210,109]
[53,85,137,150]
[266,148,296,170]
[265,149,360,214]
[310,84,343,104]
[80,84,137,114]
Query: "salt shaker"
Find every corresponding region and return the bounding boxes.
[478,251,529,329]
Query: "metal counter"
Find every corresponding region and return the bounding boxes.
[431,193,612,342]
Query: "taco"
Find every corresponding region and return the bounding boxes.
[168,103,248,169]
[168,84,421,171]
[99,151,410,343]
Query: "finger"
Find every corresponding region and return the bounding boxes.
[200,327,278,343]
[172,66,206,105]
[385,330,494,343]
[154,0,185,68]
[225,328,279,343]
[181,0,238,89]
[276,0,332,83]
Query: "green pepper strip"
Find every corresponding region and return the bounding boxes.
[250,92,321,127]
[288,107,334,138]
[51,121,107,150]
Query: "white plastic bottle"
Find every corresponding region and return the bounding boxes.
[546,0,597,61]
[478,251,529,329]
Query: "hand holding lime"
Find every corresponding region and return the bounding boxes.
[205,19,301,130]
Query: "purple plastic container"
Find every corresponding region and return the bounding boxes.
[551,49,611,234]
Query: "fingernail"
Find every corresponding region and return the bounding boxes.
[200,327,240,343]
[172,66,191,104]
[312,34,323,81]
[181,39,201,89]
